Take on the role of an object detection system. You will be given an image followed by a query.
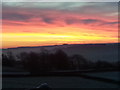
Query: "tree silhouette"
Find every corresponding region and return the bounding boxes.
[17,52,29,70]
[2,52,16,67]
[95,60,113,69]
[38,50,51,72]
[2,54,9,66]
[53,49,70,70]
[71,54,88,70]
[26,52,40,73]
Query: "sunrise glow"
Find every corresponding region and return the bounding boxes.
[2,2,118,48]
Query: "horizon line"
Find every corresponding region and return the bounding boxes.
[1,42,119,49]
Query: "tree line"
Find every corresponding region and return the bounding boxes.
[2,49,119,74]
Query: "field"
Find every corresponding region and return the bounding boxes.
[3,77,119,88]
[84,71,120,81]
[2,71,120,89]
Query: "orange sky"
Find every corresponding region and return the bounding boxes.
[2,2,118,48]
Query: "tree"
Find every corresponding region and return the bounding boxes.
[38,50,51,72]
[2,52,16,67]
[95,60,113,69]
[71,54,88,70]
[16,52,28,69]
[27,52,40,73]
[53,49,70,70]
[2,54,9,66]
[18,50,52,74]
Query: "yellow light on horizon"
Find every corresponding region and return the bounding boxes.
[2,33,118,48]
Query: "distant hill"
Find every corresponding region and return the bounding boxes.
[2,43,119,62]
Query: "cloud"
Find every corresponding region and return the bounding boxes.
[2,2,118,31]
[3,20,25,26]
[81,19,100,24]
[2,2,87,10]
[42,17,55,24]
[2,12,32,21]
[2,2,118,48]
[105,21,118,25]
[2,9,118,29]
[2,2,117,14]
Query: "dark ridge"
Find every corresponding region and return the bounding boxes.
[2,43,119,50]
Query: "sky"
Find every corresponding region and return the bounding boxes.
[2,0,120,2]
[2,2,118,48]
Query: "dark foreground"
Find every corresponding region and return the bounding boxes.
[2,71,120,89]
